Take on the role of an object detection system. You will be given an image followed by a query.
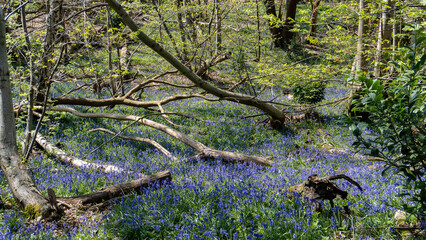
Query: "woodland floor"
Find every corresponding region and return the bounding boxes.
[0,82,418,239]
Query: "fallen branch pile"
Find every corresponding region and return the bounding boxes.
[39,106,273,166]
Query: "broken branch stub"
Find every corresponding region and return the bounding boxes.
[287,174,363,212]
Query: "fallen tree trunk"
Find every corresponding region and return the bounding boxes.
[35,132,146,176]
[59,170,171,206]
[40,106,273,166]
[104,0,288,125]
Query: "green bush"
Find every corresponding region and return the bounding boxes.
[292,80,326,104]
[349,29,426,218]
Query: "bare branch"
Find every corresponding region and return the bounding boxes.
[42,106,273,166]
[283,96,350,113]
[89,128,177,161]
[328,174,363,192]
[157,103,179,128]
[52,93,218,108]
[85,117,142,157]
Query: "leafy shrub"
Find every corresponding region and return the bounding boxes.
[292,80,326,104]
[349,29,426,218]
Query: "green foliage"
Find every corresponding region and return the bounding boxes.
[292,80,326,104]
[349,28,426,217]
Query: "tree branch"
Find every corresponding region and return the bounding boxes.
[104,0,287,123]
[41,106,273,166]
[52,93,217,108]
[89,128,177,161]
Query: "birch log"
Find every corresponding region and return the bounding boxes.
[35,132,146,176]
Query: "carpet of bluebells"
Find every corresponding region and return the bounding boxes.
[0,84,412,239]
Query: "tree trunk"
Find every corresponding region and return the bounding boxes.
[36,0,64,102]
[107,7,117,97]
[176,0,190,62]
[307,0,321,42]
[263,0,285,48]
[105,0,287,124]
[282,0,299,46]
[374,0,393,78]
[21,4,36,157]
[351,0,366,78]
[263,0,299,49]
[215,0,222,54]
[34,132,147,176]
[256,0,262,59]
[0,9,52,218]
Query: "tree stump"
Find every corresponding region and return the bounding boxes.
[288,174,363,212]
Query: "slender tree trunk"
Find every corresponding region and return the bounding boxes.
[176,0,189,62]
[21,4,36,156]
[215,0,222,54]
[374,0,393,78]
[390,7,397,75]
[184,0,197,43]
[36,0,63,102]
[0,9,52,218]
[256,0,262,60]
[117,46,124,96]
[152,0,183,60]
[351,0,366,78]
[307,0,321,43]
[374,3,384,78]
[107,7,117,96]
